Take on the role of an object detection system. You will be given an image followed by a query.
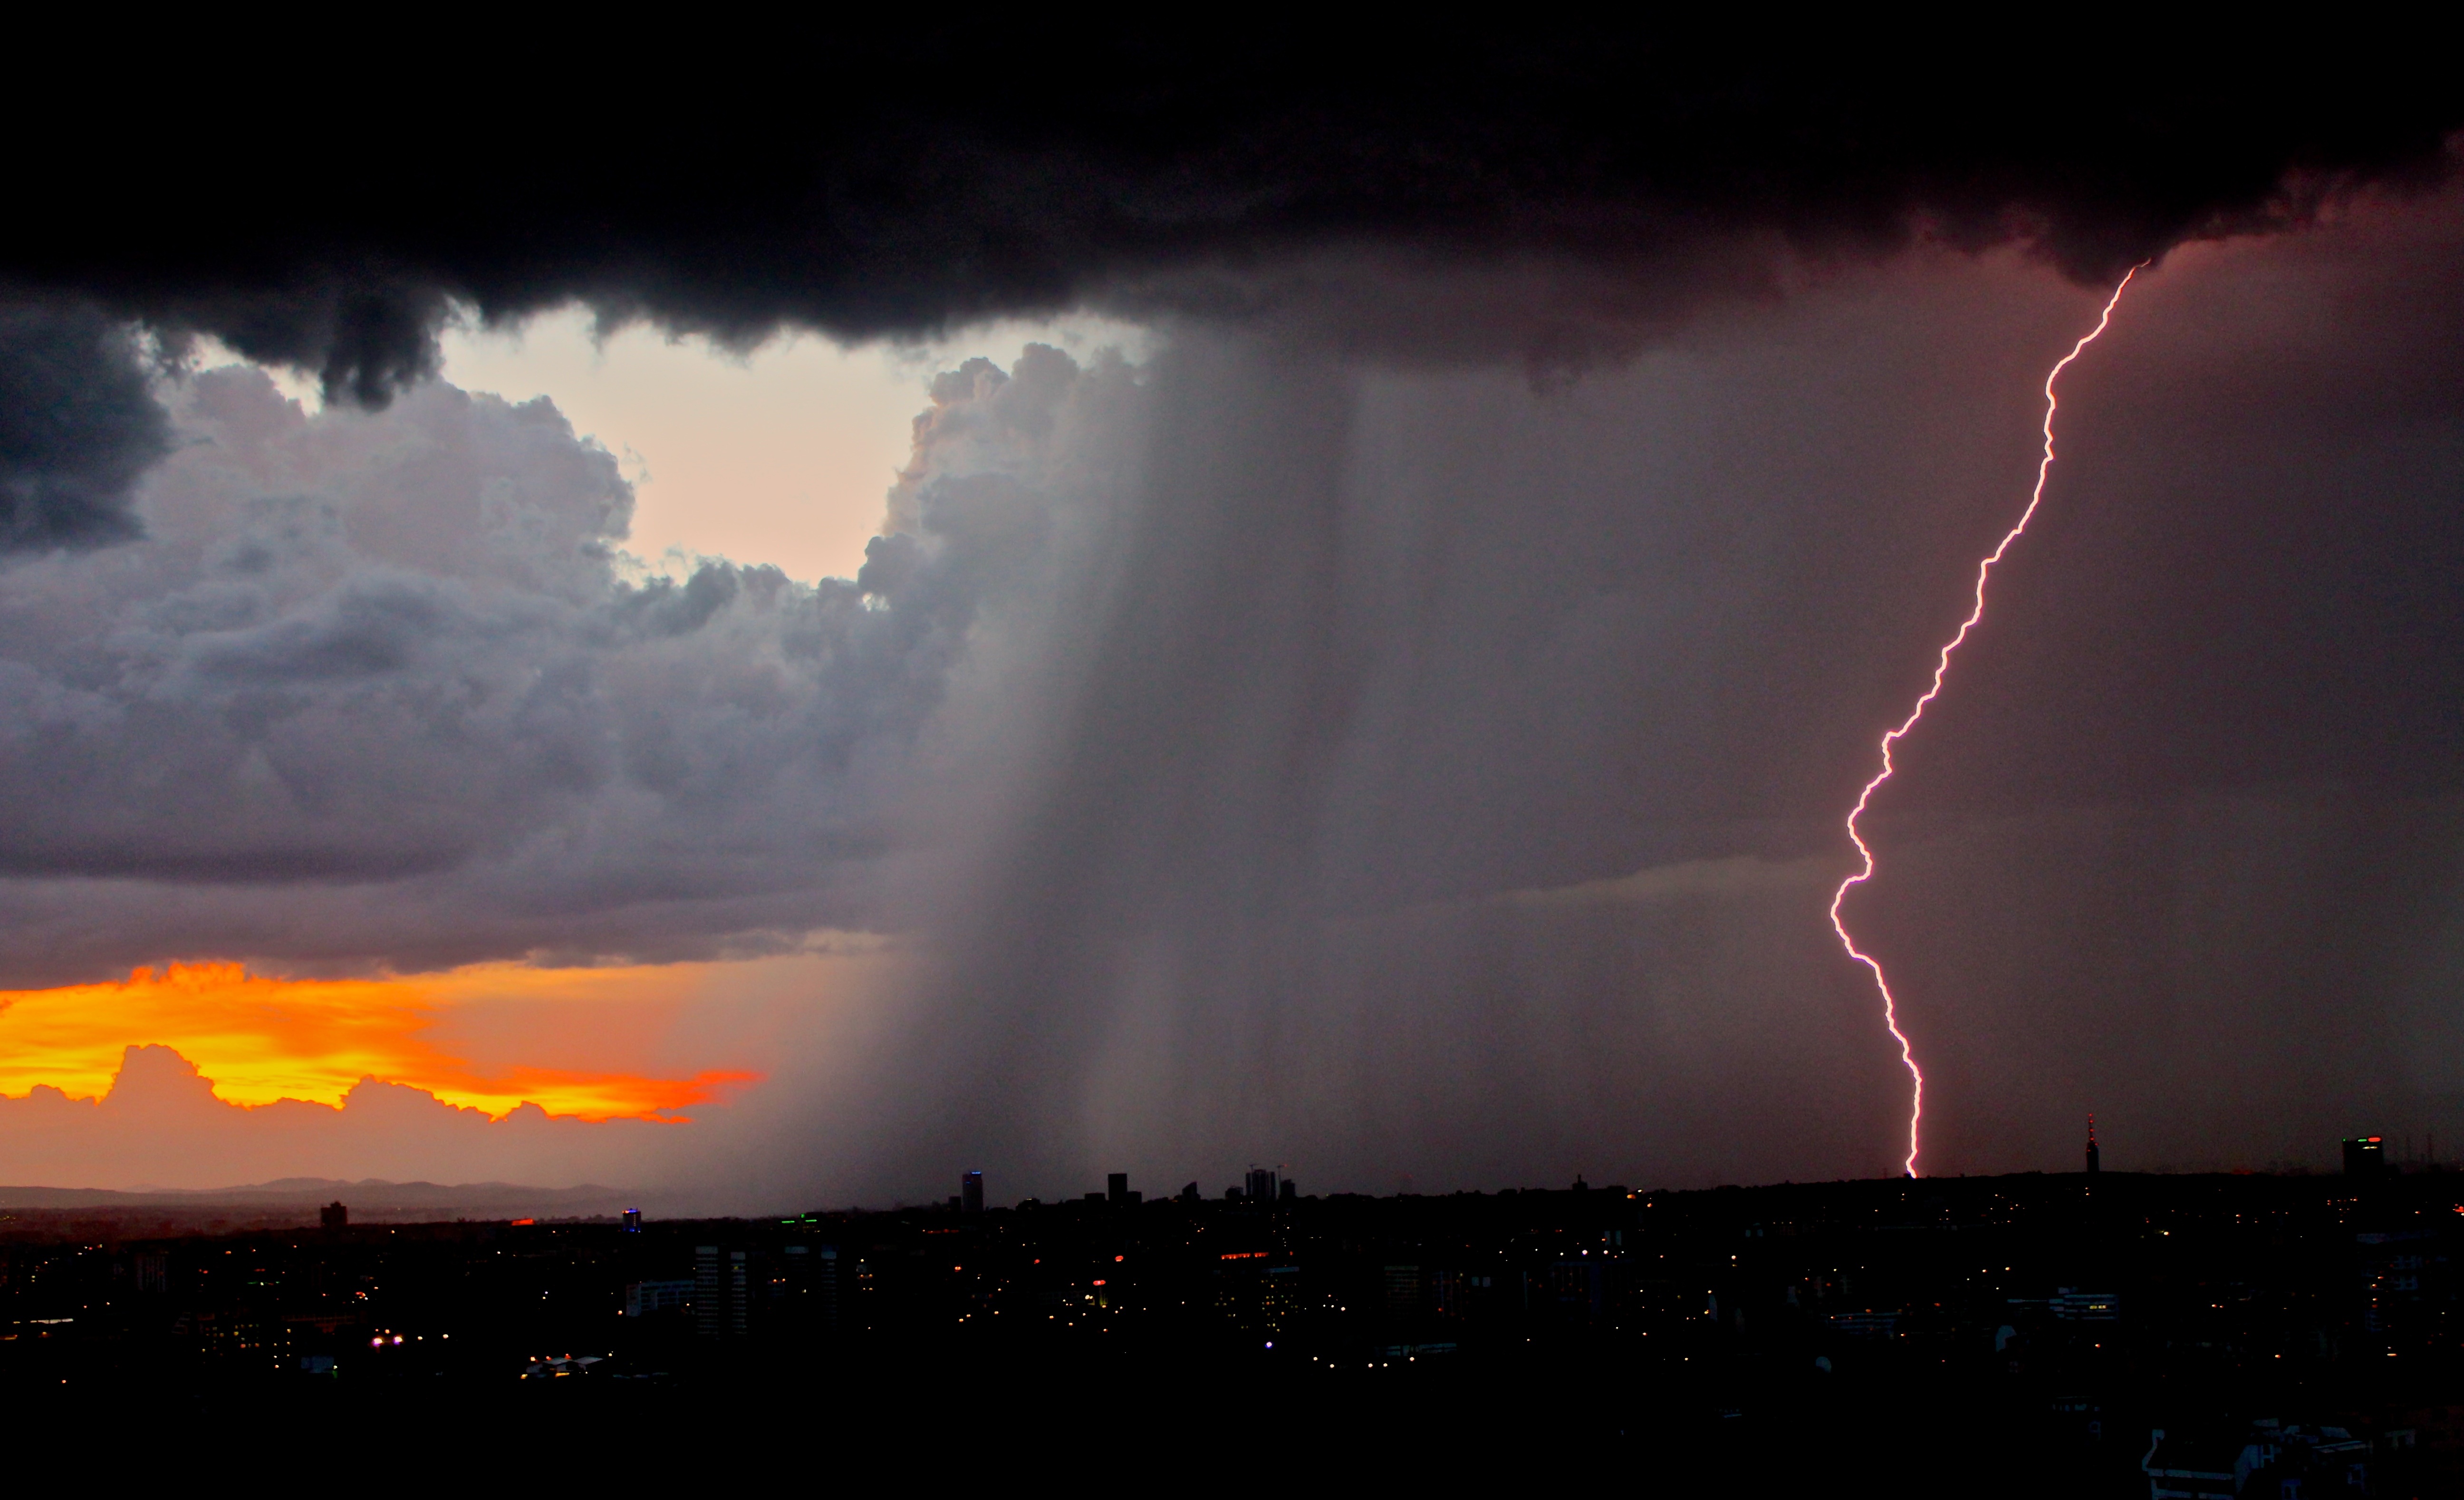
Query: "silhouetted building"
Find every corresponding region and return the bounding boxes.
[2144,1421,2372,1499]
[780,1245,839,1330]
[695,1245,722,1335]
[623,1207,643,1232]
[2086,1115,2100,1175]
[625,1279,692,1317]
[962,1171,984,1214]
[2050,1288,2119,1322]
[817,1245,840,1329]
[2141,1429,2250,1499]
[319,1201,346,1230]
[1216,1254,1302,1339]
[2346,1135,2388,1177]
[1279,1178,1297,1202]
[1107,1172,1130,1205]
[1384,1264,1423,1320]
[1246,1167,1278,1203]
[2356,1230,2445,1335]
[694,1247,753,1337]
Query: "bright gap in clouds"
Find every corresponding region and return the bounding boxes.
[435,308,1154,581]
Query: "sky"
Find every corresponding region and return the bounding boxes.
[431,309,1153,583]
[1,46,2461,1207]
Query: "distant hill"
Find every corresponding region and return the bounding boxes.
[0,1178,632,1208]
[0,1179,648,1230]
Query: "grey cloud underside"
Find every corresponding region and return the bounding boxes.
[0,357,1104,980]
[9,28,2462,404]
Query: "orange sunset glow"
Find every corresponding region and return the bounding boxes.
[0,962,761,1120]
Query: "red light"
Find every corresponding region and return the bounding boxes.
[1092,1279,1107,1286]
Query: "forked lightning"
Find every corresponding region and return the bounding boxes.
[1830,267,2143,1178]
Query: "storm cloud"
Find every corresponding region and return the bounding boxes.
[0,351,1121,981]
[808,185,2464,1202]
[2,45,2461,1201]
[9,30,2462,402]
[0,304,172,550]
[8,183,2462,1202]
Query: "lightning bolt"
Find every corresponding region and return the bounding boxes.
[1830,266,2142,1179]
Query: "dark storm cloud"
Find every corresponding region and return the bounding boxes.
[9,29,2460,402]
[1893,204,2464,809]
[0,304,172,550]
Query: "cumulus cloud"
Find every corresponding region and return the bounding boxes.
[0,349,1118,980]
[8,30,2458,402]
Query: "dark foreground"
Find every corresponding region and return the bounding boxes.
[6,1170,2459,1491]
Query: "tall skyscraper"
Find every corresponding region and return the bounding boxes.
[695,1245,722,1337]
[1246,1167,1278,1203]
[2085,1115,2100,1175]
[2344,1136,2387,1177]
[690,1246,754,1337]
[962,1171,984,1214]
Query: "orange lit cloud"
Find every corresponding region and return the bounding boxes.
[0,962,760,1120]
